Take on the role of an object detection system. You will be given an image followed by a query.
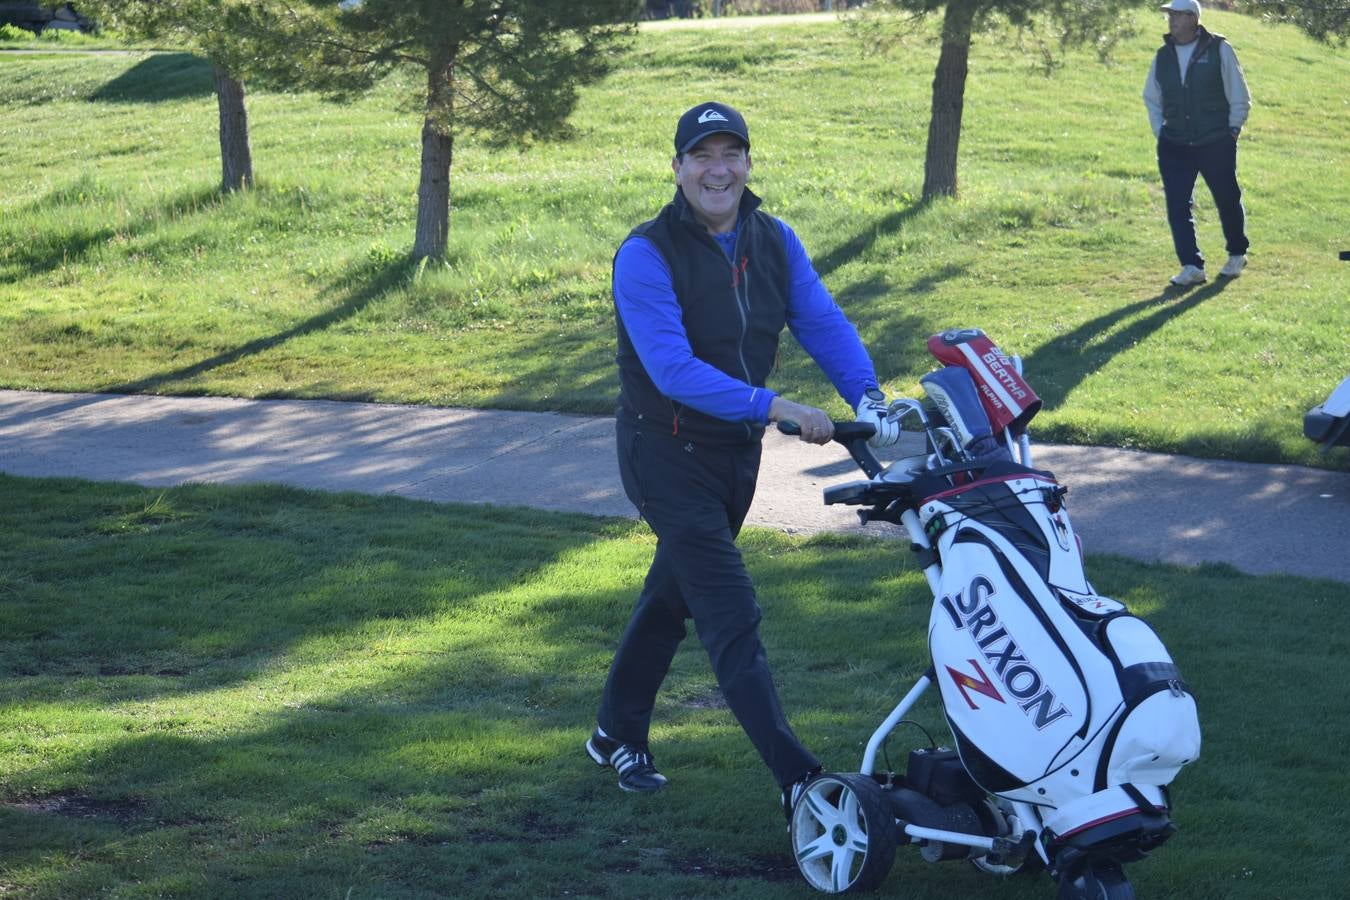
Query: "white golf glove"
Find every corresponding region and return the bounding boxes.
[854,388,900,448]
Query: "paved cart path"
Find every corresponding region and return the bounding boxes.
[3,389,1348,583]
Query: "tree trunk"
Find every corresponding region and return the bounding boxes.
[921,0,976,200]
[414,58,455,260]
[212,64,253,193]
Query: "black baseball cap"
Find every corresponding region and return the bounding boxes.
[674,102,750,155]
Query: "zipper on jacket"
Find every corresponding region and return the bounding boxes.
[728,228,754,442]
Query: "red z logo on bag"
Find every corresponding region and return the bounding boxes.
[946,659,1005,709]
[939,575,1071,730]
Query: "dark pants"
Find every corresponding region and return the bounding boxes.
[1158,135,1249,269]
[597,419,819,788]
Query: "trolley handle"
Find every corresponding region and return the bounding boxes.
[776,420,884,480]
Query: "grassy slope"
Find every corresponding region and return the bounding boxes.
[1,12,1347,467]
[1,475,1347,898]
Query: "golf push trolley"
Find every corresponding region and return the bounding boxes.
[781,329,1201,899]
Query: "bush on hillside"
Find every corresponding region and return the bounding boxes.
[0,22,37,41]
[37,26,96,43]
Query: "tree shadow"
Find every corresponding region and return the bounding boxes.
[1021,278,1233,412]
[89,53,215,104]
[907,263,967,295]
[5,484,1348,895]
[452,251,946,421]
[0,503,652,895]
[813,197,931,279]
[829,263,960,390]
[0,475,619,705]
[0,250,414,432]
[100,258,414,397]
[0,528,916,895]
[0,183,224,284]
[830,271,891,306]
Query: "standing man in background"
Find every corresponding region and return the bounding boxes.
[586,101,900,819]
[1144,0,1251,287]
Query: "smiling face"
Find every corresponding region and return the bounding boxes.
[1167,10,1199,43]
[673,133,751,234]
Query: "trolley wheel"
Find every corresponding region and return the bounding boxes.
[1057,860,1136,900]
[789,773,898,893]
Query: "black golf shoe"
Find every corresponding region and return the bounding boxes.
[585,729,667,793]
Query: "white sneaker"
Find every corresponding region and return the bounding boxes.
[1169,264,1207,286]
[1219,254,1247,278]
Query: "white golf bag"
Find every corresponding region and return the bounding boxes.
[785,329,1200,899]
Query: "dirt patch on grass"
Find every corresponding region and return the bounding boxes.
[467,810,579,845]
[364,832,452,850]
[465,829,512,844]
[520,810,578,839]
[8,791,146,827]
[95,662,191,676]
[678,686,728,710]
[668,850,800,882]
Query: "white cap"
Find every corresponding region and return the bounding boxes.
[1160,0,1201,15]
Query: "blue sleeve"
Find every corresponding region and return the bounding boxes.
[776,218,880,408]
[613,237,777,424]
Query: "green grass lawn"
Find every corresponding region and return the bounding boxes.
[1,11,1347,467]
[1,475,1347,898]
[2,13,1348,895]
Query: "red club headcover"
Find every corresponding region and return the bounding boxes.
[926,328,1042,434]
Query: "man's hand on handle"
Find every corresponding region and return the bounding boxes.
[854,388,900,448]
[768,397,835,445]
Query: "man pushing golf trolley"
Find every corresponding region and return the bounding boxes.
[780,328,1201,899]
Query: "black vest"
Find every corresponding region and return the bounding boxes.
[1156,28,1231,147]
[614,187,789,445]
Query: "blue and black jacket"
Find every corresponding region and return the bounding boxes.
[614,187,878,445]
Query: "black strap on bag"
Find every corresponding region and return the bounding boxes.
[1120,782,1158,815]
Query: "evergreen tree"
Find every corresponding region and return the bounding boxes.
[254,0,637,260]
[83,0,260,193]
[1240,0,1348,44]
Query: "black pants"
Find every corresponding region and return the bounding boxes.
[1158,135,1249,269]
[597,419,819,788]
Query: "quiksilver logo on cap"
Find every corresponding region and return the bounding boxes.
[697,108,729,124]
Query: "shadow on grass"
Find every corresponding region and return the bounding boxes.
[0,477,623,696]
[813,198,931,279]
[1021,278,1233,412]
[0,182,227,284]
[0,518,922,896]
[104,258,415,397]
[807,199,967,388]
[89,52,214,103]
[0,253,416,432]
[10,517,1348,896]
[834,266,954,388]
[456,257,943,418]
[4,466,1350,896]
